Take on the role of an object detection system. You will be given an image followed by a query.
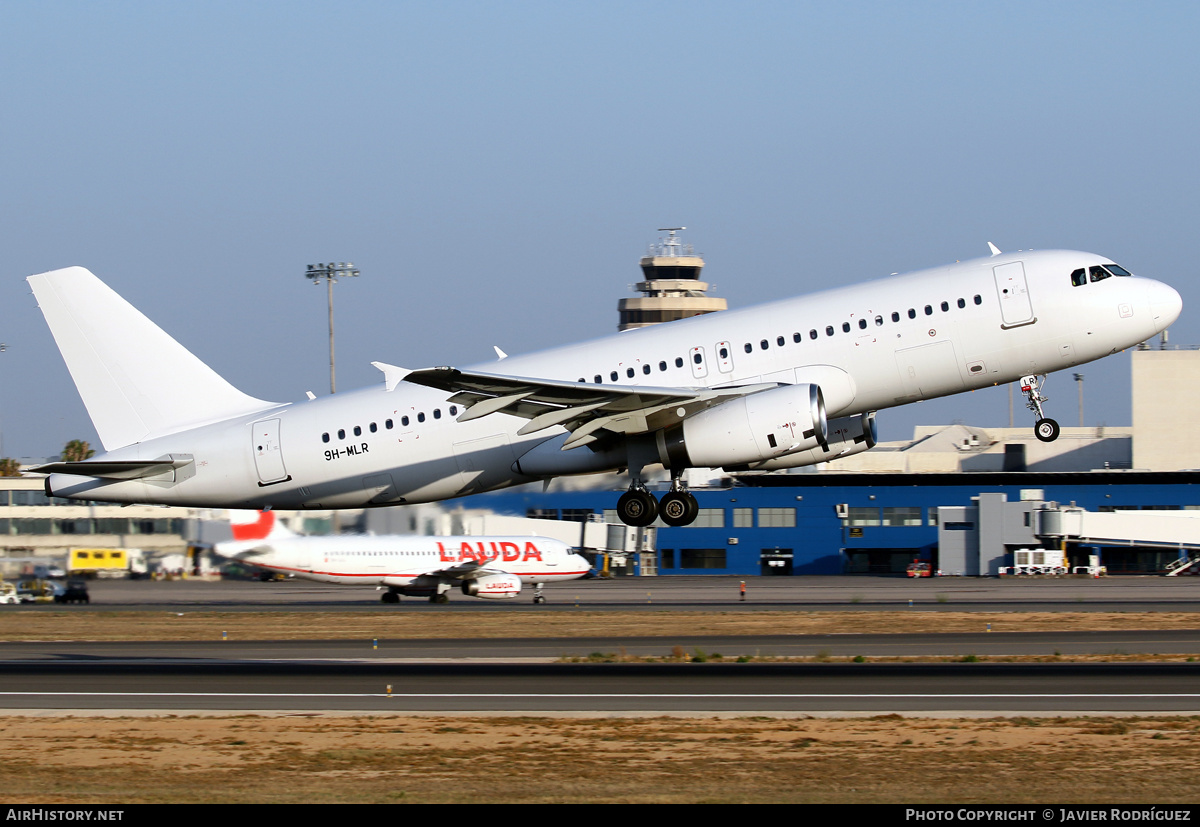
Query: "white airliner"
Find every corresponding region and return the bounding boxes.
[213,511,589,603]
[26,245,1181,526]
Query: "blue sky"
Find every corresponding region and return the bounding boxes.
[2,1,1198,457]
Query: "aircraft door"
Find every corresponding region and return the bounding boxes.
[993,261,1036,328]
[715,341,734,374]
[251,419,290,485]
[689,346,709,380]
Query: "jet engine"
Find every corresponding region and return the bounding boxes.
[660,383,827,469]
[725,412,877,471]
[461,574,522,599]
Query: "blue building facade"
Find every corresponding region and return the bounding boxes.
[453,472,1200,575]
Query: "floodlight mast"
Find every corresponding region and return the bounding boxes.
[305,262,360,394]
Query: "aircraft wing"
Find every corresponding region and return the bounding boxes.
[399,366,779,449]
[413,559,508,581]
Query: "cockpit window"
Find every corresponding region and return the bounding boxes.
[1070,269,1086,287]
[1089,266,1111,283]
[1106,263,1132,277]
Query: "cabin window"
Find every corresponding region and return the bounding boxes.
[793,332,802,343]
[841,322,851,333]
[1107,264,1132,276]
[1089,266,1111,283]
[940,301,949,312]
[777,335,785,346]
[858,318,867,329]
[610,371,618,382]
[810,329,818,339]
[875,315,883,326]
[337,429,345,440]
[744,343,753,354]
[322,433,330,443]
[369,422,378,433]
[642,364,651,375]
[675,357,684,368]
[626,367,635,378]
[417,412,425,423]
[974,294,982,305]
[386,419,393,429]
[825,326,834,337]
[957,298,965,308]
[693,352,703,364]
[401,416,410,426]
[908,308,916,319]
[353,425,362,436]
[924,305,933,315]
[659,361,667,371]
[433,409,441,419]
[594,375,602,383]
[760,339,769,350]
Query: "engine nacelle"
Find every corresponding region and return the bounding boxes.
[461,574,522,599]
[726,412,877,472]
[661,383,827,469]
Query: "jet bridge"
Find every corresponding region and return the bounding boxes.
[1035,506,1200,575]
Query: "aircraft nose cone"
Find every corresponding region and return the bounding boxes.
[1149,281,1183,331]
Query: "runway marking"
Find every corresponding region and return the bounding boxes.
[4,692,1200,699]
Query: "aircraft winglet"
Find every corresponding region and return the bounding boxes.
[988,242,1002,256]
[494,346,508,361]
[371,361,411,392]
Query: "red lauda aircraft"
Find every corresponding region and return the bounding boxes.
[214,511,590,603]
[27,244,1181,526]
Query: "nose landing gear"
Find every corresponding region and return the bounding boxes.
[1020,374,1060,442]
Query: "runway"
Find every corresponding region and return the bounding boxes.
[3,575,1198,716]
[2,662,1199,715]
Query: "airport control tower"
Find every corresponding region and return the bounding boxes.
[617,228,727,331]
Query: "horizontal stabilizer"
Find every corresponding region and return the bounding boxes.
[27,267,280,450]
[27,457,194,480]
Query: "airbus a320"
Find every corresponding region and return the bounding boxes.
[26,244,1181,526]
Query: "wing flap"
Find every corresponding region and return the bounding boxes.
[403,366,779,445]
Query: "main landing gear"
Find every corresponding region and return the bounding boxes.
[616,477,700,527]
[1019,374,1060,443]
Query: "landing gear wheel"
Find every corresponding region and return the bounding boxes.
[533,595,546,604]
[429,593,450,604]
[380,591,400,604]
[617,489,658,527]
[659,491,700,527]
[1035,417,1060,443]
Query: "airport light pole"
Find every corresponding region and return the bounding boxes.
[0,343,6,458]
[305,262,360,394]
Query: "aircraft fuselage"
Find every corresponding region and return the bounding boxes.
[41,249,1181,509]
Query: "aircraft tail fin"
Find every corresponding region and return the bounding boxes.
[228,510,296,541]
[27,266,280,451]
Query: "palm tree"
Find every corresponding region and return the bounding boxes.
[61,440,95,462]
[0,458,20,477]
